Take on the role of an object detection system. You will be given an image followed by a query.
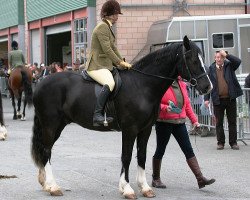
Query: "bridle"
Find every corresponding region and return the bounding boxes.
[181,47,207,86]
[131,46,207,86]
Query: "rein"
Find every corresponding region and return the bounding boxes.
[130,68,175,81]
[130,45,207,85]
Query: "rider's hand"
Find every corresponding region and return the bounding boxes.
[7,69,11,75]
[119,61,132,69]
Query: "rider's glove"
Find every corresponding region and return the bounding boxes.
[119,61,132,69]
[7,69,11,75]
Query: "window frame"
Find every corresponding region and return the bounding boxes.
[74,18,88,65]
[212,32,234,49]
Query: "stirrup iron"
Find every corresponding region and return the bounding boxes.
[103,112,108,127]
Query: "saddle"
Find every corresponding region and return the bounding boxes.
[81,68,122,131]
[81,67,122,99]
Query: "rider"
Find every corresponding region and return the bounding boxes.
[86,0,132,126]
[8,41,25,74]
[6,41,25,89]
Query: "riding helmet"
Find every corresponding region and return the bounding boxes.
[11,41,18,48]
[101,0,122,18]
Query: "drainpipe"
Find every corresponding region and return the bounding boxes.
[121,3,247,8]
[246,0,248,14]
[121,4,173,8]
[187,3,247,7]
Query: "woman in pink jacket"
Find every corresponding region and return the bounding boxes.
[152,78,215,189]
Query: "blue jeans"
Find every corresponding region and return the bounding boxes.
[153,121,195,160]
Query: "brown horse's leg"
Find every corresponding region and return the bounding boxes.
[21,96,27,121]
[17,93,22,119]
[9,90,17,120]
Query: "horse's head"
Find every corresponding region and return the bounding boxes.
[177,36,212,95]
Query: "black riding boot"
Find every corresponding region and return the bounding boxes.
[187,156,215,189]
[93,85,113,126]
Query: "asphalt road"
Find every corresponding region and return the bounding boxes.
[0,97,249,200]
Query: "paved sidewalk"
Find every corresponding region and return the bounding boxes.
[0,97,249,200]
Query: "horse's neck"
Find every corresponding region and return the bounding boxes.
[135,59,178,95]
[124,66,176,102]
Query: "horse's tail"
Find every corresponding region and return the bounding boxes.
[0,91,4,126]
[31,114,46,168]
[21,70,33,105]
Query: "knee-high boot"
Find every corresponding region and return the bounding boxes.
[152,158,166,188]
[187,156,215,189]
[93,85,113,126]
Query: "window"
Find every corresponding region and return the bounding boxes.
[212,33,234,48]
[74,18,87,65]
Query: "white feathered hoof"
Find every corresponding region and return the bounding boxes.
[0,126,7,141]
[20,115,26,121]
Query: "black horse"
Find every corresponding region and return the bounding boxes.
[0,90,7,140]
[31,36,212,199]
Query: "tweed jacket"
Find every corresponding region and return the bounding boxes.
[86,20,123,71]
[8,50,25,69]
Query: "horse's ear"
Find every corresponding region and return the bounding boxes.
[183,35,191,51]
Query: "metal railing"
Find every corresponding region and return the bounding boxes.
[188,87,250,144]
[0,77,9,97]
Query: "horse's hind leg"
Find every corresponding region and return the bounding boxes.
[119,131,137,199]
[9,90,17,120]
[21,99,27,121]
[32,115,66,196]
[42,160,63,196]
[17,94,22,119]
[136,127,155,198]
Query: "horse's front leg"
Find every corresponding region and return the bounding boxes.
[119,131,137,199]
[136,127,155,198]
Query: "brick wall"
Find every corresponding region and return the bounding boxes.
[96,0,246,62]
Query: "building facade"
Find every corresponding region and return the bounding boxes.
[0,0,96,67]
[0,0,249,68]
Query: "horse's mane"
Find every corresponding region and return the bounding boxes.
[132,43,182,70]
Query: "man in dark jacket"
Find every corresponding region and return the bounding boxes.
[204,50,242,150]
[245,73,250,118]
[245,73,250,88]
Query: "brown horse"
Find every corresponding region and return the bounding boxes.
[8,65,33,120]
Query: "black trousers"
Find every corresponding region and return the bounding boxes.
[213,98,237,146]
[153,122,195,160]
